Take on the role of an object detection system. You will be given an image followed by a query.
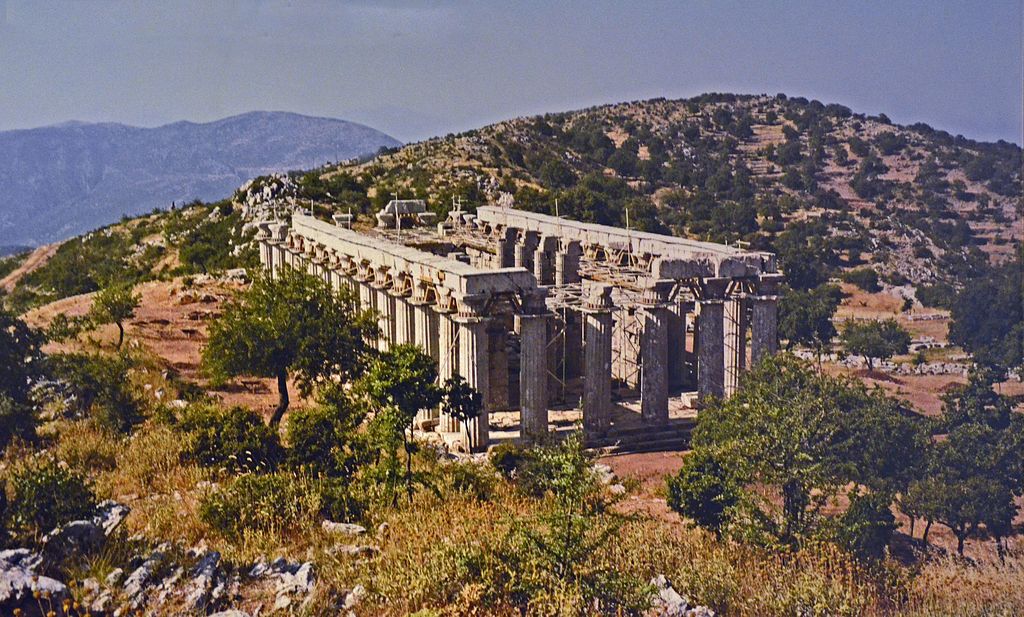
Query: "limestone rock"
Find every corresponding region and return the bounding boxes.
[0,549,69,617]
[183,550,222,611]
[208,610,251,617]
[322,520,366,535]
[343,584,367,610]
[123,549,165,608]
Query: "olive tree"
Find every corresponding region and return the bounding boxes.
[88,283,140,350]
[203,268,375,426]
[840,318,910,371]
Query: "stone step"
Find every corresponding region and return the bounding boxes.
[595,435,691,455]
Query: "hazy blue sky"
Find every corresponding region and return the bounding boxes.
[0,1,1020,144]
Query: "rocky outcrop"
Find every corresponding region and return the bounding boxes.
[0,549,70,617]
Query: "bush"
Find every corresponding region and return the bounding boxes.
[833,492,897,560]
[48,352,144,433]
[8,457,96,537]
[199,472,315,538]
[916,282,956,309]
[841,268,881,292]
[179,404,283,473]
[285,389,367,478]
[0,394,36,453]
[667,450,740,536]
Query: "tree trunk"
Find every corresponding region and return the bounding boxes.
[116,322,125,350]
[403,430,414,504]
[922,520,932,545]
[956,534,965,556]
[908,517,916,539]
[866,357,874,372]
[269,369,290,427]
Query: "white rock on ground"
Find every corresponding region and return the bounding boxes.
[322,520,367,535]
[0,548,70,617]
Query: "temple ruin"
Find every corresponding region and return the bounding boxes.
[256,201,781,452]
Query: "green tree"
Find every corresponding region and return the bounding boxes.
[948,246,1023,376]
[203,268,374,426]
[778,284,842,364]
[49,352,144,433]
[666,448,740,537]
[440,375,483,451]
[0,305,44,406]
[88,283,140,350]
[683,354,924,547]
[906,373,1023,556]
[841,319,910,371]
[360,344,442,503]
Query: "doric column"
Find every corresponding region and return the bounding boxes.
[454,294,490,451]
[724,296,748,397]
[554,240,583,285]
[411,285,439,362]
[496,227,517,268]
[437,310,460,433]
[667,296,689,390]
[517,291,549,442]
[514,230,539,271]
[394,292,415,347]
[640,281,673,424]
[374,279,394,352]
[750,274,782,366]
[698,279,728,403]
[582,285,614,440]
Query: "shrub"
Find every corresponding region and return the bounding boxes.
[667,449,740,536]
[179,404,282,473]
[285,389,367,478]
[916,282,956,309]
[48,352,144,433]
[0,394,36,453]
[833,492,897,560]
[8,457,96,537]
[841,268,881,292]
[199,472,315,538]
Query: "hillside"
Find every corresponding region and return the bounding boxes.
[274,94,1020,289]
[0,112,401,247]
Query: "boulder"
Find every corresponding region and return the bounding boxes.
[183,551,221,611]
[0,549,69,617]
[322,521,366,535]
[123,549,166,608]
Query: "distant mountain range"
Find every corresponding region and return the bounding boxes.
[0,112,400,246]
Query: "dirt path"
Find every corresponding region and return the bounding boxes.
[0,242,62,292]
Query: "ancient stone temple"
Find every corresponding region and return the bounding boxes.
[256,201,780,452]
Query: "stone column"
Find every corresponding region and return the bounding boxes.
[554,240,583,285]
[750,295,779,365]
[582,285,614,440]
[667,296,689,390]
[563,308,583,378]
[698,279,728,403]
[750,275,782,366]
[487,323,510,410]
[412,294,439,362]
[394,294,415,346]
[724,297,747,398]
[497,227,517,268]
[454,296,490,451]
[375,283,395,352]
[514,230,539,271]
[517,290,549,442]
[640,281,672,424]
[437,311,460,433]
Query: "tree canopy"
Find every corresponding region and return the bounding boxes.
[203,268,375,426]
[841,319,911,371]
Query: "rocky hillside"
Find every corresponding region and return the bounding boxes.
[0,112,400,247]
[285,93,1020,288]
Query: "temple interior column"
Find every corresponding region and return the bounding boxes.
[667,296,688,390]
[554,240,583,285]
[582,286,614,440]
[724,296,747,398]
[394,293,415,346]
[374,284,394,352]
[640,281,672,424]
[487,322,510,410]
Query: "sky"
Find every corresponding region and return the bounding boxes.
[0,1,1020,144]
